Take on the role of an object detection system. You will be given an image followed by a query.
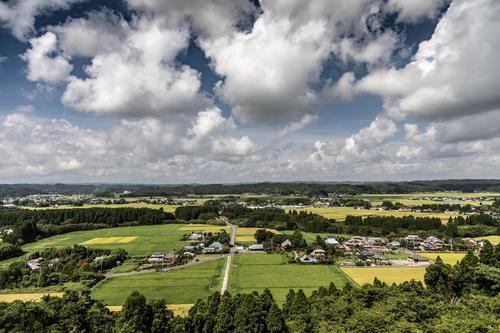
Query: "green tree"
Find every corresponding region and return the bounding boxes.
[267,303,287,333]
[119,291,152,333]
[150,299,173,333]
[424,257,457,297]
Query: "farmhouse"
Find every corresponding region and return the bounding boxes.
[148,252,165,263]
[203,241,224,253]
[310,249,326,258]
[27,258,43,270]
[281,239,292,249]
[422,236,444,250]
[188,232,205,241]
[407,254,430,266]
[325,238,339,246]
[249,244,265,251]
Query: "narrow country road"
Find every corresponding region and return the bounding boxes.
[220,254,232,294]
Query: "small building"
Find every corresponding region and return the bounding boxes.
[188,232,205,241]
[281,239,292,249]
[407,254,430,266]
[27,258,43,270]
[148,252,165,263]
[203,241,224,253]
[310,249,326,258]
[164,252,179,263]
[325,238,339,246]
[388,241,400,250]
[249,244,265,251]
[299,255,318,264]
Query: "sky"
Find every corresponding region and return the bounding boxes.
[0,0,499,184]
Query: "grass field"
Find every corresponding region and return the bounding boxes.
[0,292,64,302]
[0,224,226,265]
[229,254,353,303]
[474,235,500,245]
[289,207,458,222]
[235,227,280,244]
[92,259,225,305]
[341,267,426,285]
[420,252,466,265]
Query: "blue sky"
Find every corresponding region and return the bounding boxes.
[0,0,499,183]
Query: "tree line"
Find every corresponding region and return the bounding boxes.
[0,245,127,290]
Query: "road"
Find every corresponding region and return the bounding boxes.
[220,255,232,294]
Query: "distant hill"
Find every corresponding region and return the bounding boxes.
[1,180,500,197]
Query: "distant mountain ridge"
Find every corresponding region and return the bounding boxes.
[1,180,500,197]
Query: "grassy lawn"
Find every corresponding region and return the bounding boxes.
[111,262,140,273]
[420,252,466,265]
[0,224,226,265]
[341,267,427,285]
[474,235,500,245]
[229,254,353,303]
[289,207,459,222]
[92,259,225,305]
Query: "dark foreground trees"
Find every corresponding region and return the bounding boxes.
[0,248,499,332]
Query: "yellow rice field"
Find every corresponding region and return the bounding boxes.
[81,236,138,245]
[474,235,500,245]
[0,292,64,302]
[341,267,427,285]
[236,227,280,243]
[179,225,229,233]
[420,252,466,265]
[107,304,192,317]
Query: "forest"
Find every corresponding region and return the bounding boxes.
[0,245,498,332]
[2,179,500,197]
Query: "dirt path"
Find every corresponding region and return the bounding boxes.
[220,254,232,294]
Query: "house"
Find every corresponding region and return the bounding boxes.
[359,250,376,260]
[325,238,339,246]
[299,255,318,264]
[148,252,165,263]
[281,239,292,249]
[163,252,179,263]
[27,258,43,270]
[203,241,224,253]
[367,237,386,250]
[188,232,205,241]
[388,241,400,250]
[249,244,265,251]
[422,236,444,250]
[407,254,430,266]
[310,249,326,258]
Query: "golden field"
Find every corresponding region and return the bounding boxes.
[0,292,64,302]
[107,304,192,317]
[341,267,426,285]
[420,252,466,265]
